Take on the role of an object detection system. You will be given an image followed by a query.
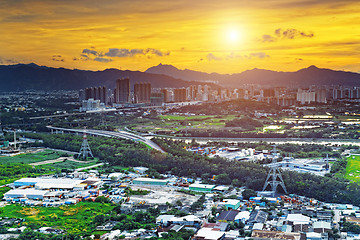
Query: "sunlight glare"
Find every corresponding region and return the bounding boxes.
[227,29,239,42]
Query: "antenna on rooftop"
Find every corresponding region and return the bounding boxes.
[77,127,94,160]
[262,145,288,197]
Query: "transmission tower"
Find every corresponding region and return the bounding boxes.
[262,145,287,197]
[77,129,94,160]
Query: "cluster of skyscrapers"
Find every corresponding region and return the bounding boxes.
[79,79,360,108]
[296,86,360,104]
[79,78,163,107]
[79,78,221,107]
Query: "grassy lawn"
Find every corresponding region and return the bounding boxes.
[130,114,248,136]
[344,155,360,182]
[0,202,114,234]
[0,150,100,185]
[159,115,215,120]
[159,114,236,121]
[0,150,65,165]
[263,125,285,132]
[41,160,98,170]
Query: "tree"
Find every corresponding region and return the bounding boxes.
[215,173,231,185]
[211,206,217,216]
[176,200,183,207]
[94,214,105,225]
[242,189,257,200]
[95,196,111,203]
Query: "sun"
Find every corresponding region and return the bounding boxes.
[227,29,239,42]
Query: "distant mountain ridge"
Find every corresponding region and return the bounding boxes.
[0,63,206,92]
[146,64,360,87]
[146,63,227,83]
[0,63,360,92]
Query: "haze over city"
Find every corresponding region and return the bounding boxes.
[1,0,360,74]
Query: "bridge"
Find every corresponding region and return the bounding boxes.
[46,126,165,153]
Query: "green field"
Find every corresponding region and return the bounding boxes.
[0,150,100,185]
[344,155,360,182]
[41,160,98,170]
[159,115,214,120]
[0,149,98,170]
[0,150,65,164]
[0,202,114,234]
[159,114,235,121]
[134,114,237,134]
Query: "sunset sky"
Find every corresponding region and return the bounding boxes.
[0,0,359,74]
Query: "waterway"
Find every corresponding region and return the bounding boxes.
[168,137,360,146]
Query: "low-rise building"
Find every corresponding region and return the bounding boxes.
[251,230,301,240]
[234,211,251,224]
[217,210,240,222]
[248,210,269,224]
[193,228,226,240]
[313,221,331,233]
[132,178,168,186]
[217,199,241,210]
[14,178,84,190]
[189,184,215,192]
[4,189,48,200]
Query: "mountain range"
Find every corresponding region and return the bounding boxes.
[147,63,360,88]
[0,63,199,92]
[0,63,359,92]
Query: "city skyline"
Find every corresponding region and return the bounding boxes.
[0,0,359,74]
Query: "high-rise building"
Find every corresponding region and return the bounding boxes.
[315,89,327,103]
[83,86,107,104]
[174,88,187,102]
[134,82,151,103]
[263,89,275,98]
[297,88,316,104]
[189,85,197,101]
[116,78,130,103]
[161,89,170,103]
[237,88,245,99]
[79,89,85,101]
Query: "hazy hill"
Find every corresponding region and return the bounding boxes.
[0,63,202,92]
[146,63,227,83]
[1,63,360,92]
[146,64,360,87]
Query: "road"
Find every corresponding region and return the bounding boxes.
[74,163,104,172]
[46,126,165,153]
[30,157,91,166]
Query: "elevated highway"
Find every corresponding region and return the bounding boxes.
[46,126,165,153]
